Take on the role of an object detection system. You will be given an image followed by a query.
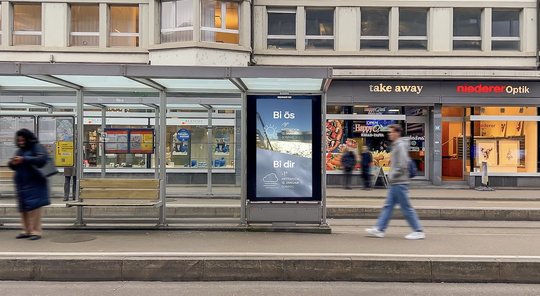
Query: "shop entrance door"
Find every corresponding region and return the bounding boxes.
[441,118,466,181]
[406,116,430,179]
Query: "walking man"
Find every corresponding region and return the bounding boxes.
[365,124,425,240]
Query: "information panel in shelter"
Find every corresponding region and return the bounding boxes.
[247,95,322,201]
[0,116,35,165]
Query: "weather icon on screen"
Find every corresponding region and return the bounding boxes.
[263,173,279,188]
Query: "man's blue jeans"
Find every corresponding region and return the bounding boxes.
[376,184,423,232]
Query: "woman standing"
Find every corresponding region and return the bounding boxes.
[8,129,51,240]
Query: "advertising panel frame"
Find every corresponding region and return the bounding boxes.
[246,94,322,202]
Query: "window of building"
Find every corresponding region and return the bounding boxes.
[453,8,482,50]
[492,9,521,51]
[161,0,193,43]
[13,3,42,46]
[399,8,428,50]
[360,8,390,50]
[201,0,240,44]
[109,5,139,47]
[305,8,334,50]
[469,107,537,173]
[70,4,99,47]
[267,8,296,50]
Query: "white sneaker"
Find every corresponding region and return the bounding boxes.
[365,228,385,238]
[405,232,426,240]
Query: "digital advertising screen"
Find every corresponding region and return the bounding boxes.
[247,95,322,201]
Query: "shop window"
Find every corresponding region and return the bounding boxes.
[398,8,428,50]
[492,9,521,51]
[360,8,390,50]
[166,125,235,169]
[453,8,482,50]
[12,3,42,46]
[201,0,240,44]
[470,107,537,174]
[83,125,150,169]
[267,8,296,50]
[326,119,399,172]
[327,105,346,114]
[109,5,140,47]
[305,8,334,50]
[161,0,193,43]
[70,4,100,47]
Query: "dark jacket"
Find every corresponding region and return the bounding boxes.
[9,143,51,212]
[361,151,373,171]
[341,151,357,171]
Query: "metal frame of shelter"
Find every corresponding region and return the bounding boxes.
[0,62,332,228]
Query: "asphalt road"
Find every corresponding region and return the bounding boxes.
[1,282,540,296]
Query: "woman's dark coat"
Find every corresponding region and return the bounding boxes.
[9,143,51,212]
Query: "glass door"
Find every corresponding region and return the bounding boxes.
[406,117,429,179]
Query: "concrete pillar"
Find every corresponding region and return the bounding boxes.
[297,7,305,51]
[2,1,11,46]
[240,0,251,48]
[336,7,358,51]
[389,7,399,52]
[99,3,108,48]
[43,3,68,47]
[521,8,536,52]
[252,5,265,51]
[430,8,452,52]
[482,8,492,52]
[432,104,443,186]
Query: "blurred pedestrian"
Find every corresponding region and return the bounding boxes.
[63,165,77,201]
[341,147,357,190]
[360,146,373,190]
[365,124,425,240]
[8,129,51,240]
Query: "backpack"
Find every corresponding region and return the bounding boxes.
[408,160,418,178]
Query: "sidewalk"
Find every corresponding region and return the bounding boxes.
[0,220,539,283]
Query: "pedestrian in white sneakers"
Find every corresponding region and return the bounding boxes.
[365,124,425,240]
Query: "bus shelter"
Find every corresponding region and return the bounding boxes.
[0,63,332,229]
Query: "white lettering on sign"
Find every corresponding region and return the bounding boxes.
[273,160,296,168]
[273,111,295,119]
[369,83,424,95]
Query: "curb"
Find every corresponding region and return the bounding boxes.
[1,205,540,221]
[0,256,539,283]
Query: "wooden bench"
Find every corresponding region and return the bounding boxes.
[66,178,161,208]
[0,169,14,181]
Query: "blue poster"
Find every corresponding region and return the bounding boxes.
[176,129,191,141]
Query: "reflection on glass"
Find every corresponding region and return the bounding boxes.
[201,0,239,44]
[109,5,139,47]
[161,0,193,43]
[13,4,42,46]
[399,8,427,50]
[305,8,334,50]
[71,5,99,47]
[492,9,520,51]
[267,9,296,49]
[453,8,481,50]
[360,8,390,50]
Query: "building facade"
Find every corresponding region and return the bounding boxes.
[0,0,539,187]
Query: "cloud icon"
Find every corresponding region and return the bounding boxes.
[263,173,279,183]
